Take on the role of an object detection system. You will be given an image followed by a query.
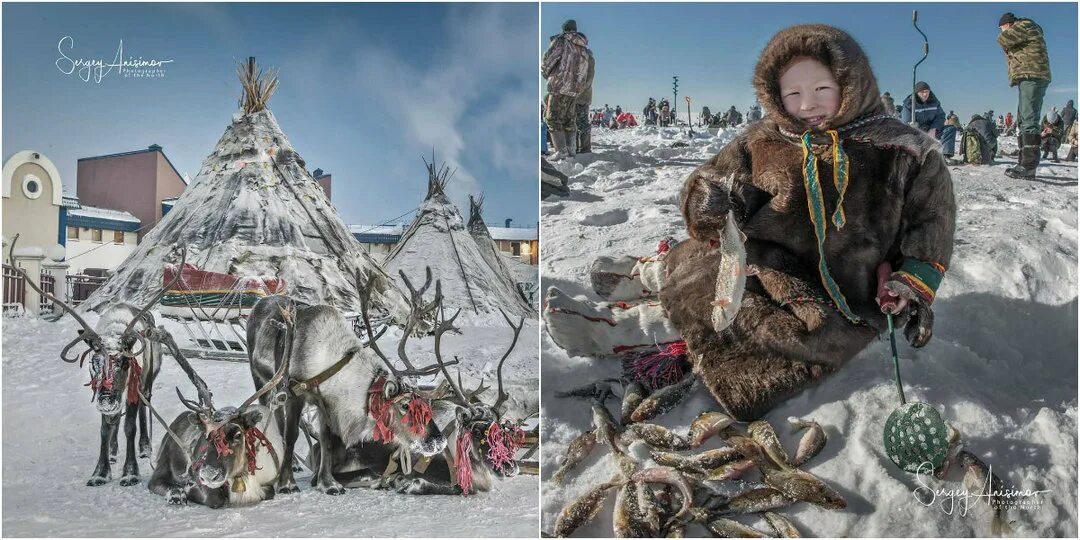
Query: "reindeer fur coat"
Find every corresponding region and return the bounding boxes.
[661,25,956,420]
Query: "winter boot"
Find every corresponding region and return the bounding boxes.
[544,287,680,358]
[549,131,569,161]
[563,131,577,158]
[591,255,648,301]
[578,130,592,154]
[1005,133,1041,179]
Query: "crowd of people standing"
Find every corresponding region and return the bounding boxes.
[871,12,1075,170]
[543,12,1073,169]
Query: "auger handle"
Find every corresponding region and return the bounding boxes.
[886,313,907,405]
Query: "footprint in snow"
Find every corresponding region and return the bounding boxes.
[580,209,629,227]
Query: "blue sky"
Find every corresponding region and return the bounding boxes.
[3,2,538,227]
[542,2,1077,122]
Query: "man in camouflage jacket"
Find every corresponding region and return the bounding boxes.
[542,19,593,160]
[997,12,1052,179]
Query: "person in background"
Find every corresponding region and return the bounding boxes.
[1066,120,1078,161]
[901,81,945,139]
[1040,109,1064,163]
[881,92,896,117]
[963,113,1000,164]
[574,43,596,154]
[942,110,963,159]
[725,105,742,126]
[1061,99,1076,128]
[542,19,593,160]
[997,11,1052,178]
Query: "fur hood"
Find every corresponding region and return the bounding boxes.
[753,25,886,133]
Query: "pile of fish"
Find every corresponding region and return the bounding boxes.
[546,375,1017,537]
[546,392,844,538]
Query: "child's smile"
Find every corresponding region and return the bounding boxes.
[779,56,841,129]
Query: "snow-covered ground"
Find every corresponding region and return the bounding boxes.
[2,313,539,537]
[540,125,1078,537]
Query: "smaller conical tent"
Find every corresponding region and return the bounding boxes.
[385,162,534,325]
[82,58,408,320]
[466,195,533,308]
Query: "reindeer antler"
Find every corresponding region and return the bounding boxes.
[136,388,194,465]
[7,234,100,360]
[149,326,213,409]
[492,308,525,415]
[432,302,469,406]
[239,305,293,410]
[356,268,456,381]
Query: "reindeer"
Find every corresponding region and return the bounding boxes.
[245,268,451,495]
[145,347,289,508]
[308,275,530,496]
[420,307,531,495]
[6,236,199,486]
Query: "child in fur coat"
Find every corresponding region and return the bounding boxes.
[545,25,956,421]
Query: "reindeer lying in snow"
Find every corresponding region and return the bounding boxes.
[146,351,288,507]
[6,237,202,487]
[308,271,531,495]
[245,269,450,495]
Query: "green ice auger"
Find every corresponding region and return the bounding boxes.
[882,312,950,473]
[911,10,929,113]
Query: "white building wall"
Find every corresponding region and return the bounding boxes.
[65,229,136,274]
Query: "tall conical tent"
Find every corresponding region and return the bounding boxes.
[83,58,408,318]
[466,194,533,308]
[384,162,534,325]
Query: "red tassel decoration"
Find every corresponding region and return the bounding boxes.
[455,432,474,496]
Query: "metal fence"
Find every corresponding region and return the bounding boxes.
[3,264,25,313]
[39,269,55,314]
[67,274,108,306]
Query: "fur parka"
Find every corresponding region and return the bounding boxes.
[661,25,957,421]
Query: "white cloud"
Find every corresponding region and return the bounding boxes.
[353,4,535,213]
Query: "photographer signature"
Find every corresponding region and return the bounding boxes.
[912,461,1049,516]
[56,36,173,83]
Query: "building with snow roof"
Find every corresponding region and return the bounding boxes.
[487,226,538,265]
[350,223,404,260]
[63,199,140,275]
[349,223,537,265]
[75,144,186,240]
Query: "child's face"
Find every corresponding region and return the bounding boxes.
[779,57,840,129]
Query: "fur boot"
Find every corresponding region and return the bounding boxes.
[590,255,651,301]
[544,287,680,357]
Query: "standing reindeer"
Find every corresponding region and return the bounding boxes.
[6,236,199,486]
[146,349,289,507]
[309,274,529,496]
[245,268,451,495]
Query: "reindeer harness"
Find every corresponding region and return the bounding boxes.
[288,349,358,396]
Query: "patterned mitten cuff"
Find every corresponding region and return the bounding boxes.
[886,258,946,305]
